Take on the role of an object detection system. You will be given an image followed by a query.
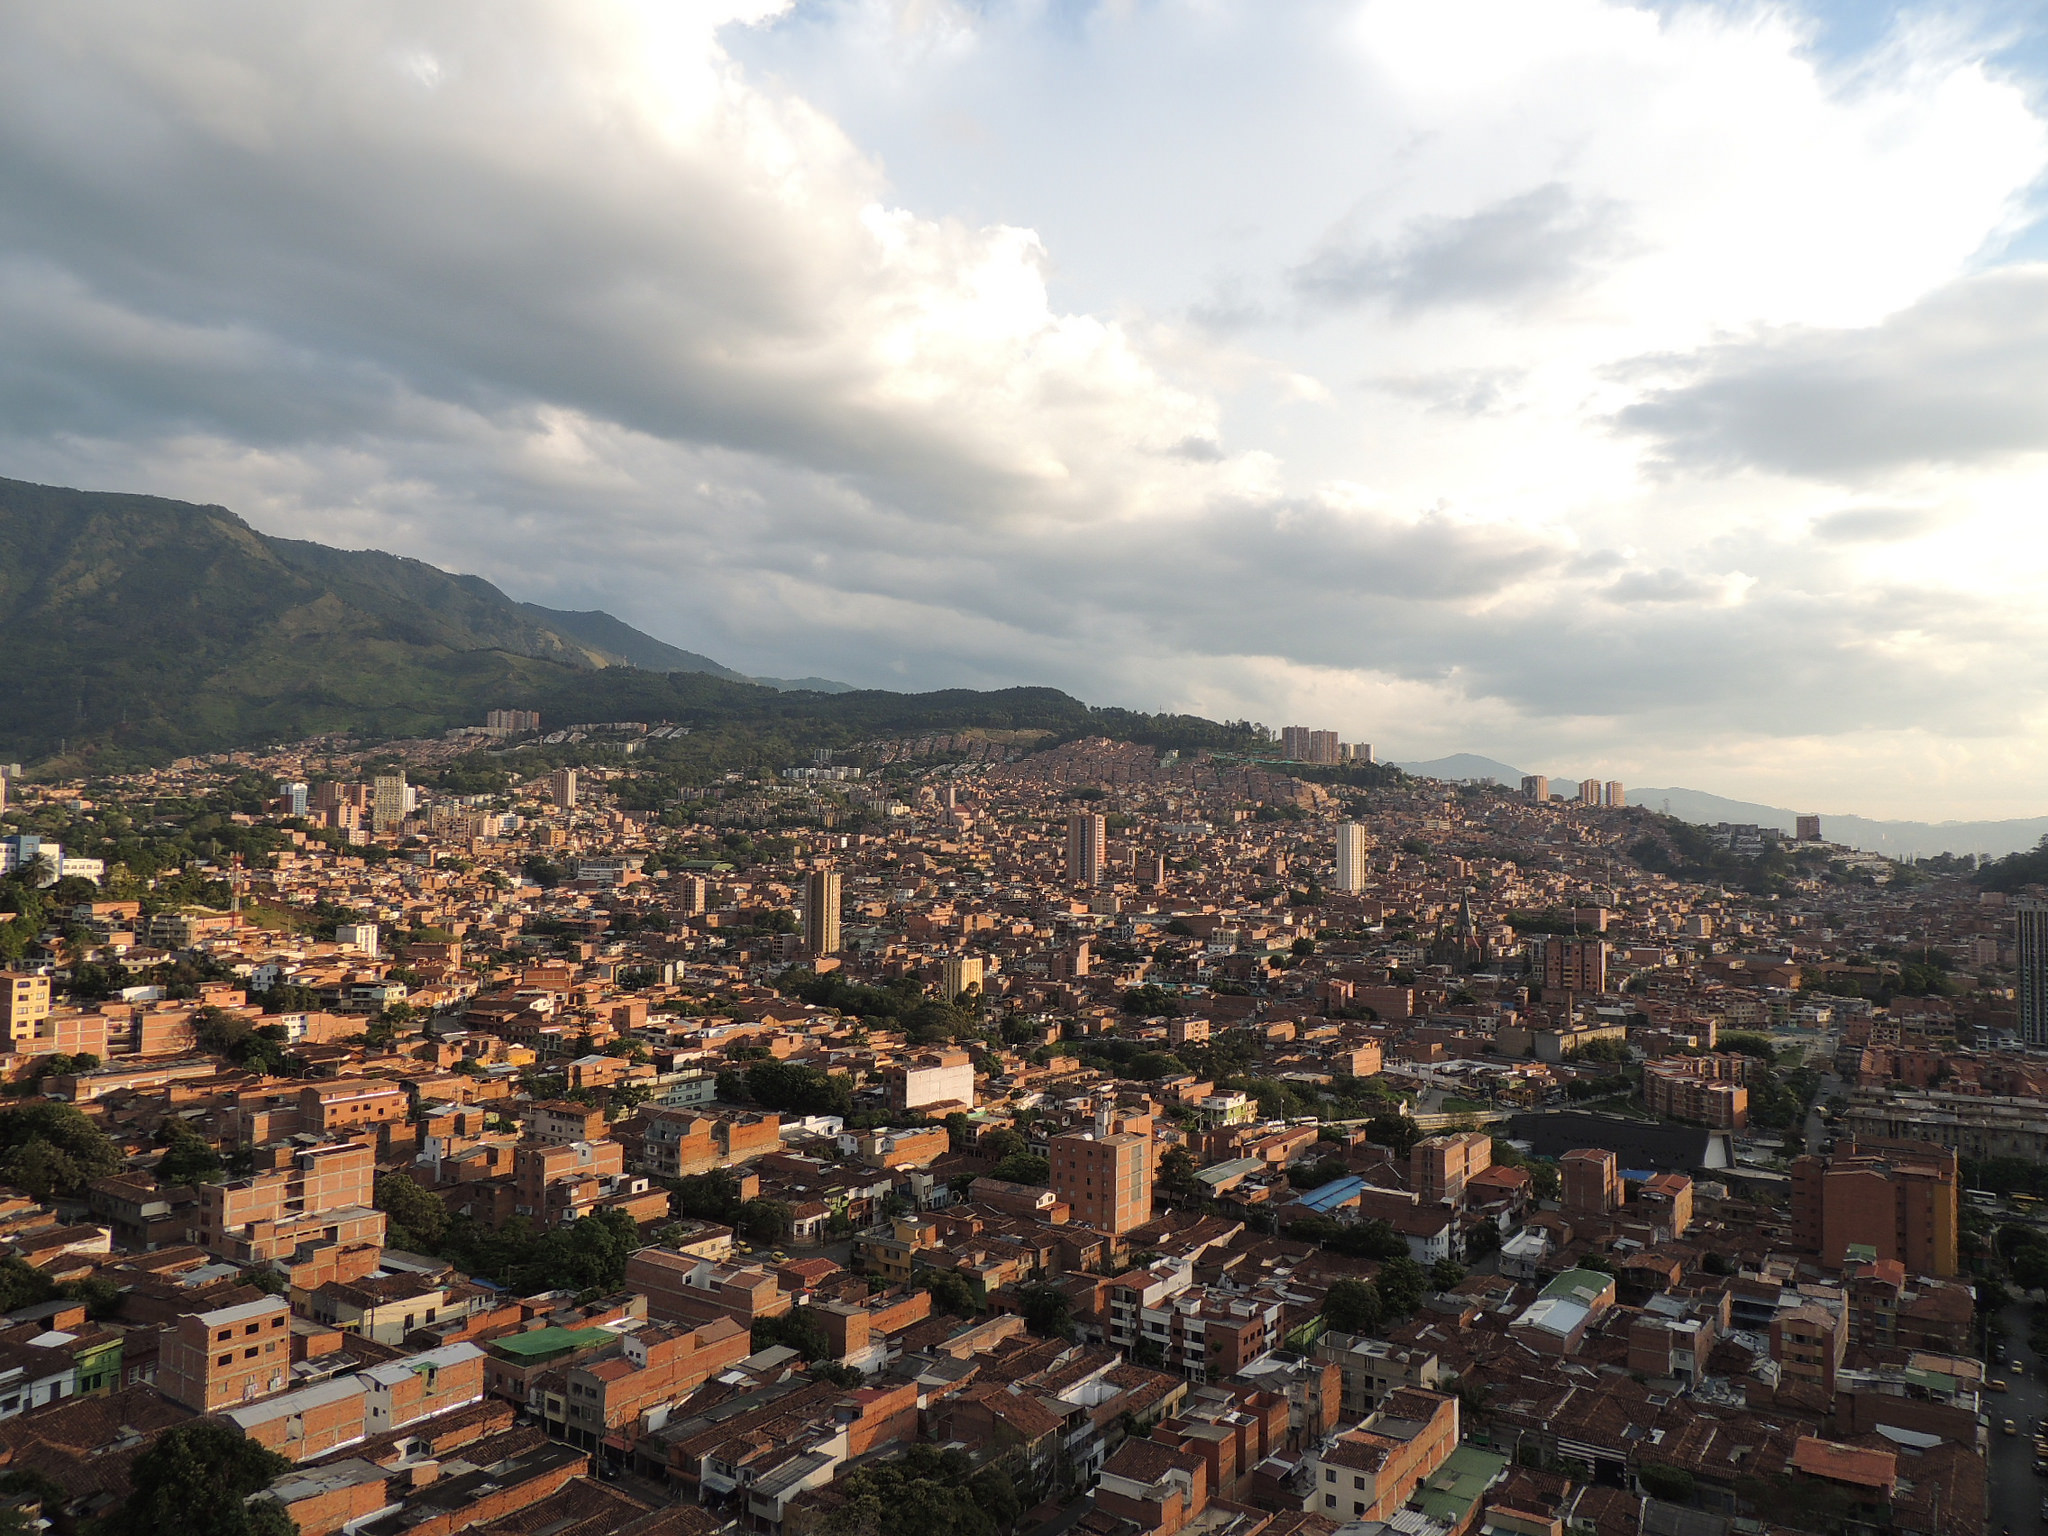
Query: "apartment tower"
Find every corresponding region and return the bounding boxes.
[370,771,407,835]
[2019,896,2048,1045]
[1334,822,1370,894]
[803,868,843,958]
[1066,812,1106,888]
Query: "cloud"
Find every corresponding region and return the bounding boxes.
[1293,184,1624,312]
[1617,265,2048,477]
[0,1,2046,814]
[1811,506,1944,543]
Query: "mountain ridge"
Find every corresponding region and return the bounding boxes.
[1391,749,2044,860]
[0,476,848,765]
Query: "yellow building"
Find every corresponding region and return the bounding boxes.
[0,971,51,1043]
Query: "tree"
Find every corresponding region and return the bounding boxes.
[738,1199,792,1245]
[1322,1278,1383,1335]
[976,1128,1027,1162]
[1430,1258,1466,1291]
[744,1060,853,1118]
[822,1446,1013,1536]
[1376,1257,1427,1319]
[106,1420,294,1536]
[1366,1113,1422,1157]
[1018,1282,1074,1339]
[0,1101,120,1200]
[157,1120,225,1187]
[988,1152,1049,1186]
[0,1257,54,1314]
[1638,1464,1696,1503]
[752,1308,832,1361]
[1158,1146,1204,1203]
[2013,1245,2048,1294]
[669,1168,743,1223]
[923,1270,979,1317]
[374,1172,450,1251]
[1527,1160,1561,1202]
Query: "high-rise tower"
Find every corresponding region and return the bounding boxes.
[1066,812,1106,888]
[804,868,843,958]
[1334,822,1369,893]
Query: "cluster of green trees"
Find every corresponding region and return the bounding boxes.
[0,1102,121,1201]
[157,1119,226,1186]
[1977,834,2048,893]
[668,1167,799,1245]
[1316,1258,1463,1334]
[1628,816,1835,896]
[192,1007,301,1076]
[374,1172,644,1294]
[0,1251,122,1319]
[717,1059,854,1118]
[1964,1155,2048,1198]
[777,969,978,1045]
[1999,1225,2048,1297]
[820,1446,1020,1536]
[101,1421,294,1536]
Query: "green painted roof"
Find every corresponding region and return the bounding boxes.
[1540,1268,1614,1301]
[1412,1444,1510,1524]
[489,1325,615,1360]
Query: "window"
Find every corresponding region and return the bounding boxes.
[1324,1470,1336,1483]
[1354,1504,1365,1517]
[1324,1495,1335,1510]
[217,1354,233,1367]
[244,1348,259,1360]
[1354,1477,1365,1490]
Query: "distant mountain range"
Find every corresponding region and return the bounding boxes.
[0,477,853,765]
[0,476,1271,772]
[1391,754,1530,786]
[1391,753,2045,860]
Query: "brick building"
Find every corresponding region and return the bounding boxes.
[1410,1131,1492,1206]
[1051,1128,1152,1235]
[1790,1138,1960,1278]
[1642,1054,1750,1128]
[159,1295,294,1410]
[196,1139,386,1263]
[624,1250,792,1327]
[1559,1147,1620,1217]
[1306,1388,1459,1525]
[550,1319,750,1449]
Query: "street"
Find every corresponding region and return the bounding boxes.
[1988,1304,2046,1536]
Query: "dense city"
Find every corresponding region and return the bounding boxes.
[0,712,2042,1536]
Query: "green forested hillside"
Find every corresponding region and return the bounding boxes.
[0,477,1249,772]
[0,478,768,766]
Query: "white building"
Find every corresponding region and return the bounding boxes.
[1334,822,1369,893]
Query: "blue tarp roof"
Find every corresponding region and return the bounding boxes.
[1297,1175,1366,1212]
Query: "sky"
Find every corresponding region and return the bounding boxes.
[2,1,2047,820]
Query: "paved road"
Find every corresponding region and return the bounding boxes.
[1988,1305,2047,1536]
[1802,1069,1843,1156]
